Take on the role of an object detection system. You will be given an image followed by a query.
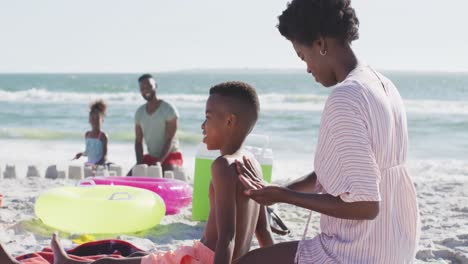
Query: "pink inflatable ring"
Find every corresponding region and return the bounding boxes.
[81,177,192,215]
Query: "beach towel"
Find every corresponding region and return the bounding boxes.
[142,152,184,167]
[15,239,143,264]
[141,241,213,264]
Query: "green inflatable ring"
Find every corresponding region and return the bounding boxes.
[35,185,165,234]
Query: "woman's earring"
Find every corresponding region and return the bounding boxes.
[320,50,327,56]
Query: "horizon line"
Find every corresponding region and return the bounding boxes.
[0,67,467,74]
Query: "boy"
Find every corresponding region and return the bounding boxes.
[0,81,273,264]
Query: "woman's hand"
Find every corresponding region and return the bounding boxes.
[235,156,286,206]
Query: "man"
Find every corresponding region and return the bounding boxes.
[132,73,183,173]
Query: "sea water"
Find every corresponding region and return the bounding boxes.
[0,70,466,181]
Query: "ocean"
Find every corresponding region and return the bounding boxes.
[0,71,467,180]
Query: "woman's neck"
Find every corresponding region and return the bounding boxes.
[333,43,358,83]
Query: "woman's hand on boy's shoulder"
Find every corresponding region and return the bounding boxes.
[241,182,284,206]
[236,156,285,206]
[235,156,263,184]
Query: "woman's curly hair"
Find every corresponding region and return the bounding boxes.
[278,0,359,44]
[89,100,107,116]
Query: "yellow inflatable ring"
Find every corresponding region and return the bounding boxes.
[35,185,165,234]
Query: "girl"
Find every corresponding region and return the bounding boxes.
[74,100,108,166]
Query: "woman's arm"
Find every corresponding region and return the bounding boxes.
[237,157,379,220]
[281,188,379,220]
[284,171,319,193]
[244,185,379,220]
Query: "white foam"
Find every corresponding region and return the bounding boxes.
[1,88,466,114]
[407,99,468,115]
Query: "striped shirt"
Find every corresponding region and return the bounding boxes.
[295,63,420,263]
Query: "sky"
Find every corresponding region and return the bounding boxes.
[0,0,466,73]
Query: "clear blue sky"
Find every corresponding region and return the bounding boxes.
[0,0,466,72]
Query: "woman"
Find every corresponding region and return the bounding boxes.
[235,0,419,263]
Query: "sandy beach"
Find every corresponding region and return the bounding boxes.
[0,70,467,264]
[1,158,467,263]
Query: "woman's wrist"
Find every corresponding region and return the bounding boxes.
[280,188,312,207]
[275,186,293,204]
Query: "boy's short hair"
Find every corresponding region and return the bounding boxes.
[138,73,154,83]
[209,81,260,132]
[90,100,107,115]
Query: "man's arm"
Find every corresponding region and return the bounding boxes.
[135,124,144,164]
[211,157,237,264]
[158,117,177,162]
[254,205,274,247]
[285,171,319,193]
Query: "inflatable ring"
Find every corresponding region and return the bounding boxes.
[82,177,192,215]
[35,185,165,234]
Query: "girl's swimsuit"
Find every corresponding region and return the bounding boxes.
[85,132,104,164]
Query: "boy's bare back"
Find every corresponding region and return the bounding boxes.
[201,150,262,260]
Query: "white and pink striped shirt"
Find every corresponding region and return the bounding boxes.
[295,63,420,263]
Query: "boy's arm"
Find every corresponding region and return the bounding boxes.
[255,205,274,247]
[211,157,237,264]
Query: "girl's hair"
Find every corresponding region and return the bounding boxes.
[89,100,107,116]
[277,0,359,45]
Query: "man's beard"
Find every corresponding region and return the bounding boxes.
[143,91,155,101]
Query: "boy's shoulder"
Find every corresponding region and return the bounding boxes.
[210,150,259,182]
[210,153,243,187]
[211,156,237,179]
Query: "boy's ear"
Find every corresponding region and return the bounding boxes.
[227,113,238,128]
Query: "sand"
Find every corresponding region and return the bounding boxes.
[0,159,467,263]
